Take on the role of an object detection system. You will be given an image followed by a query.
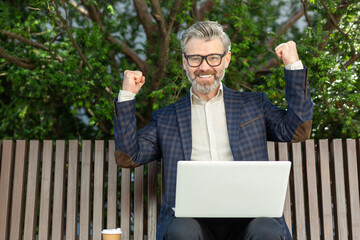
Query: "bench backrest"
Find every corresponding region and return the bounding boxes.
[0,139,359,240]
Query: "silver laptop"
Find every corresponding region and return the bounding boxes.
[174,161,291,218]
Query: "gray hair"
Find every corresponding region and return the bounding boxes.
[180,21,231,53]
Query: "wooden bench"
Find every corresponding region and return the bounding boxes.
[0,139,359,240]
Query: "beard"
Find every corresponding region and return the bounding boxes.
[185,67,226,94]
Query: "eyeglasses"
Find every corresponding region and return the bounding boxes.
[183,52,226,67]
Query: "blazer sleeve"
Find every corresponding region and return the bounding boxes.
[113,98,161,168]
[264,67,313,142]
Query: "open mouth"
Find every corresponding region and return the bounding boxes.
[194,69,216,80]
[198,74,213,78]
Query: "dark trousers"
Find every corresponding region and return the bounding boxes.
[164,217,285,240]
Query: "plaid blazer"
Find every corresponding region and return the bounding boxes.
[114,68,313,240]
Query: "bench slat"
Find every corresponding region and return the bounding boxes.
[79,140,92,240]
[65,140,79,240]
[331,139,348,239]
[134,165,144,240]
[107,140,118,229]
[38,140,54,240]
[23,141,41,240]
[345,139,360,239]
[9,140,27,240]
[121,168,131,240]
[278,142,292,236]
[148,161,158,240]
[267,141,276,161]
[305,140,320,240]
[52,140,66,240]
[319,140,334,240]
[292,142,306,239]
[0,140,14,240]
[93,140,105,240]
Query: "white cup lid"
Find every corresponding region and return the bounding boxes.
[101,228,122,234]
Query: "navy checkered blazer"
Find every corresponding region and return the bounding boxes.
[114,68,313,240]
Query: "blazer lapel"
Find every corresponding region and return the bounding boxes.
[223,86,242,161]
[175,93,192,160]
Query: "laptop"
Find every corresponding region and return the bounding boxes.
[174,161,291,218]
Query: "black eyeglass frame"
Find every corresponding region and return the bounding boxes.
[183,52,227,67]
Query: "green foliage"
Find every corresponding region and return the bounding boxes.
[0,0,359,140]
[299,27,360,138]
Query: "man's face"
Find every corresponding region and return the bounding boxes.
[183,38,231,95]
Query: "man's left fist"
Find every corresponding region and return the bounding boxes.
[275,41,299,66]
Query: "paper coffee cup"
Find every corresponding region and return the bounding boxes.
[101,228,122,240]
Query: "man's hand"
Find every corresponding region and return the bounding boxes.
[275,41,299,66]
[122,70,145,94]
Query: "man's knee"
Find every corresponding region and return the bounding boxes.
[164,217,203,240]
[244,218,285,240]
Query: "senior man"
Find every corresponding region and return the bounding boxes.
[114,21,313,240]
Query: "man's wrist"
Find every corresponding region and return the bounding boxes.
[118,90,136,102]
[285,60,304,70]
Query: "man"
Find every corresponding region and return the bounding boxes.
[114,21,313,239]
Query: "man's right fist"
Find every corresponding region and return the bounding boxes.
[122,70,145,94]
